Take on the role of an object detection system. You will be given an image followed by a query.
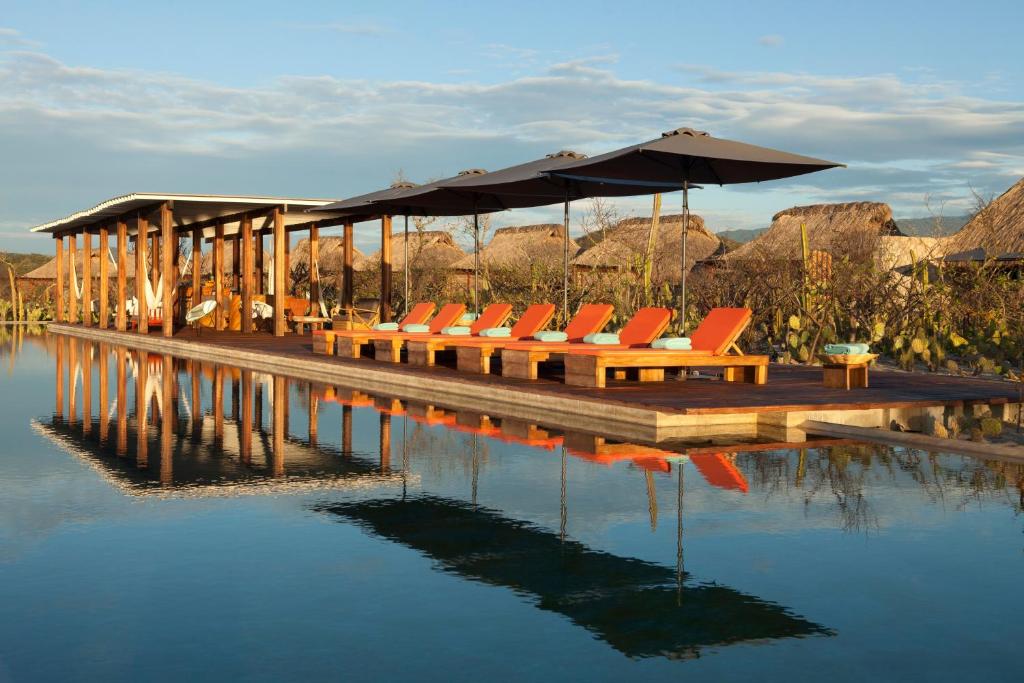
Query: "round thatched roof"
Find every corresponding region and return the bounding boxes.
[944,177,1024,256]
[199,247,272,276]
[20,249,136,280]
[292,236,366,275]
[451,224,577,272]
[356,231,463,272]
[725,202,902,261]
[571,213,719,281]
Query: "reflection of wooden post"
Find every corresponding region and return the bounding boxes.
[82,231,92,326]
[214,222,225,330]
[272,207,286,336]
[68,339,78,425]
[136,351,149,468]
[241,214,253,333]
[136,218,149,334]
[55,235,65,322]
[308,388,318,446]
[342,405,352,458]
[272,375,286,476]
[282,378,290,438]
[82,343,92,433]
[213,366,224,444]
[231,376,240,421]
[342,222,354,315]
[241,370,253,464]
[116,348,127,455]
[161,355,174,485]
[379,413,391,470]
[68,233,79,324]
[161,202,174,337]
[116,221,127,331]
[55,337,64,418]
[99,227,109,328]
[309,223,320,314]
[380,216,393,322]
[191,361,202,439]
[255,382,264,430]
[99,344,109,443]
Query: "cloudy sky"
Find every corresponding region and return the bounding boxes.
[2,0,1022,252]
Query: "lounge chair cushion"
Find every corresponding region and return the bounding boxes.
[441,326,472,335]
[534,330,568,342]
[824,343,870,355]
[479,327,512,338]
[651,337,692,350]
[583,333,621,345]
[374,322,400,331]
[404,323,430,333]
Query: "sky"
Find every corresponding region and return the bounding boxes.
[1,0,1023,253]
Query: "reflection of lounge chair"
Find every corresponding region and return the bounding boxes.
[336,303,466,360]
[378,303,511,364]
[453,303,612,374]
[407,304,547,368]
[563,307,767,388]
[319,302,438,356]
[501,307,670,380]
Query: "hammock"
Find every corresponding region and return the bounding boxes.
[310,257,329,317]
[69,253,84,301]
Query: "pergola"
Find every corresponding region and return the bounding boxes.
[27,193,393,336]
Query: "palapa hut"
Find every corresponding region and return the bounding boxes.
[355,231,463,274]
[291,236,366,281]
[724,202,903,263]
[451,224,575,275]
[19,249,135,282]
[943,176,1024,259]
[572,214,720,282]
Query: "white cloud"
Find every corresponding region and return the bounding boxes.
[758,34,784,48]
[0,27,41,48]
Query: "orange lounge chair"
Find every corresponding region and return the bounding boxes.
[453,303,612,374]
[315,301,437,355]
[332,303,459,359]
[562,307,768,388]
[397,303,514,366]
[501,307,671,380]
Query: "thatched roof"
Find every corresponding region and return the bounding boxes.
[199,247,272,276]
[572,214,720,281]
[451,224,576,272]
[356,231,463,272]
[726,202,902,261]
[944,177,1024,256]
[20,249,136,280]
[291,237,366,275]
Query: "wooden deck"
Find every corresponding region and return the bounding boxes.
[49,324,1023,444]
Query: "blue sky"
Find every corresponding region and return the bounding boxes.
[2,0,1022,252]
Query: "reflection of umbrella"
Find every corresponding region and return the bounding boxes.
[375,153,682,318]
[551,127,843,332]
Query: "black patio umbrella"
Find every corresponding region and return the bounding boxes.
[372,152,683,318]
[548,127,844,332]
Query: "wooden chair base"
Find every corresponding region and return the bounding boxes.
[822,363,869,389]
[563,353,769,389]
[312,331,335,355]
[456,346,495,374]
[501,349,560,380]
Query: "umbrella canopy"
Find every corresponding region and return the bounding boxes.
[549,127,844,331]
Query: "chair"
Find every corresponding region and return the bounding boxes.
[406,304,549,368]
[332,297,380,331]
[316,302,437,355]
[336,303,464,360]
[382,303,513,364]
[501,307,670,380]
[453,303,612,374]
[562,307,768,388]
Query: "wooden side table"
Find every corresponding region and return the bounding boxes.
[818,353,878,389]
[292,315,330,335]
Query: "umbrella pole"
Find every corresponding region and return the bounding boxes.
[473,209,480,316]
[403,215,409,317]
[563,192,570,325]
[680,179,689,335]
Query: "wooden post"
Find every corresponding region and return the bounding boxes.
[309,223,320,315]
[284,230,291,298]
[98,226,109,328]
[161,202,174,337]
[240,214,253,333]
[55,235,65,322]
[68,232,78,324]
[99,343,109,442]
[116,347,127,455]
[272,207,286,336]
[160,355,174,485]
[254,230,264,294]
[214,222,225,330]
[191,229,201,309]
[241,370,253,464]
[231,235,240,292]
[82,231,92,326]
[150,233,159,291]
[136,350,149,468]
[136,217,149,334]
[116,221,127,331]
[272,375,286,476]
[342,222,354,315]
[381,215,392,322]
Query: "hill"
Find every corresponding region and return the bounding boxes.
[714,227,765,244]
[895,215,969,237]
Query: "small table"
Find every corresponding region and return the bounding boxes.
[292,316,330,334]
[818,353,878,389]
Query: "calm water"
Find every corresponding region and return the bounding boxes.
[1,329,1022,681]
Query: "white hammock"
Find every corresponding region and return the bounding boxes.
[69,253,84,301]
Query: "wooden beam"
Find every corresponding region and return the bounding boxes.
[98,226,109,328]
[284,231,291,298]
[241,214,254,333]
[55,235,65,322]
[213,222,225,330]
[116,221,128,331]
[380,215,393,323]
[273,207,286,336]
[68,233,78,324]
[176,206,273,235]
[161,201,174,337]
[342,222,354,314]
[82,231,92,326]
[309,223,320,316]
[136,217,149,334]
[191,228,201,309]
[150,233,159,291]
